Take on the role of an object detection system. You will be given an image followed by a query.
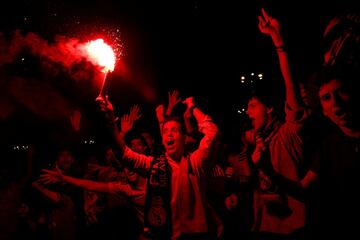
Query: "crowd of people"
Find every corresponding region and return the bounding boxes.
[1,9,359,240]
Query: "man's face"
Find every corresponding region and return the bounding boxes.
[130,138,147,154]
[246,97,272,131]
[319,79,352,128]
[162,121,185,158]
[56,150,74,172]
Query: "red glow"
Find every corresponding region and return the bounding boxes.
[85,39,116,73]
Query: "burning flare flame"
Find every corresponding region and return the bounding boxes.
[86,39,115,73]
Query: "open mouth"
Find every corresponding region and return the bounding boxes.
[334,109,348,119]
[166,139,175,147]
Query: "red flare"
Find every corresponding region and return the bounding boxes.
[85,39,115,73]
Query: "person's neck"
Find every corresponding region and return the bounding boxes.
[166,151,183,162]
[258,117,277,134]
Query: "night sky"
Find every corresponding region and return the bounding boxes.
[0,0,358,146]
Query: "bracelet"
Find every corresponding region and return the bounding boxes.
[275,44,286,52]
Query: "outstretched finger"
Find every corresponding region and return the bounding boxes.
[173,90,179,97]
[261,8,270,22]
[258,15,266,27]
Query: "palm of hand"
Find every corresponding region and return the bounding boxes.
[121,115,133,133]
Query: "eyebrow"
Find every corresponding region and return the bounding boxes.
[164,126,181,131]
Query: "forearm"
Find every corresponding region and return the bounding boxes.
[184,117,195,135]
[108,182,144,197]
[258,163,306,201]
[277,51,301,111]
[192,107,207,123]
[194,109,220,165]
[113,125,127,155]
[165,107,173,117]
[271,171,306,201]
[195,108,219,140]
[156,106,165,136]
[62,175,111,193]
[271,33,301,111]
[157,117,164,136]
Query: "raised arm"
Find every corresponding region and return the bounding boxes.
[96,96,152,173]
[165,90,182,117]
[155,103,166,135]
[183,104,197,136]
[40,168,117,193]
[183,97,220,167]
[119,104,142,137]
[258,8,302,112]
[40,168,112,192]
[40,168,142,197]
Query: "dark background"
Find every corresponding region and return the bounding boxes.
[0,0,358,147]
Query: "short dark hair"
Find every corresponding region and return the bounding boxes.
[308,65,358,112]
[247,81,282,117]
[312,65,357,90]
[162,116,186,134]
[125,130,149,148]
[250,79,281,105]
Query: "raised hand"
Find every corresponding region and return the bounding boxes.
[156,104,165,121]
[39,168,64,185]
[182,97,195,110]
[96,95,113,112]
[120,114,133,135]
[251,134,267,165]
[166,90,182,116]
[95,95,116,125]
[120,105,142,135]
[258,8,281,38]
[129,104,142,122]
